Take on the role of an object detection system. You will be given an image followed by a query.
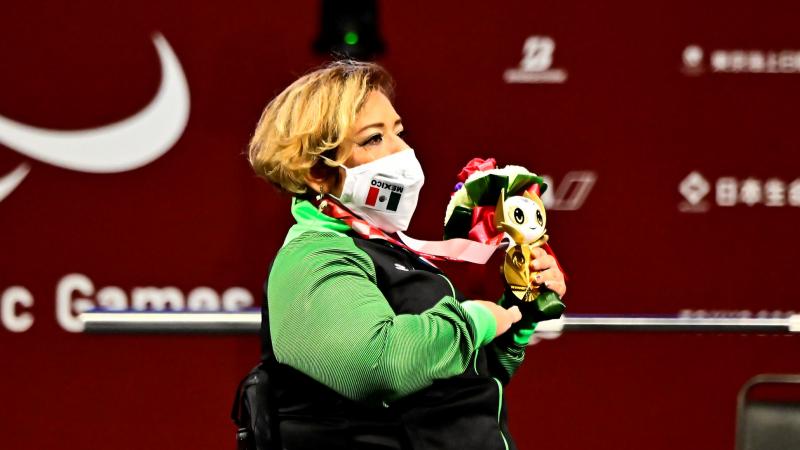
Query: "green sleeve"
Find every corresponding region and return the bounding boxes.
[267,232,496,404]
[484,292,539,384]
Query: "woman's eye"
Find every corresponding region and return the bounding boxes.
[397,129,407,139]
[362,134,383,146]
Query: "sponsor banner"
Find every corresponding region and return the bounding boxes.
[683,44,800,75]
[540,171,597,211]
[0,273,253,333]
[2,3,799,450]
[679,171,800,212]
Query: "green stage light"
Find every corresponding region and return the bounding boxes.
[344,31,359,46]
[313,0,385,60]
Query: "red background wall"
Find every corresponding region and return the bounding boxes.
[1,1,798,448]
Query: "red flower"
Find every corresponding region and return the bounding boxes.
[457,157,497,182]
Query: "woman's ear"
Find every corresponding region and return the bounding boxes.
[305,160,339,194]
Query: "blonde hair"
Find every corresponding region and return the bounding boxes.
[248,60,395,194]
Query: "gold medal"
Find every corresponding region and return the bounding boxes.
[503,236,548,302]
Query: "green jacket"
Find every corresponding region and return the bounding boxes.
[259,198,538,449]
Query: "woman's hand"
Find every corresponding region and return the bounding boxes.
[529,247,567,298]
[470,300,522,337]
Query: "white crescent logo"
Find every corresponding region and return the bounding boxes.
[0,32,190,202]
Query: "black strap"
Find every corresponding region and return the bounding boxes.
[231,365,257,449]
[231,258,282,450]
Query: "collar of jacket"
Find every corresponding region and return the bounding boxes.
[283,197,351,246]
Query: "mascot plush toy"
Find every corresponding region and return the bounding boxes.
[444,158,566,321]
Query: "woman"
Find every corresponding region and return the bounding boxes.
[247,60,566,450]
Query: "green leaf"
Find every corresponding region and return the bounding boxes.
[443,205,473,239]
[466,174,509,206]
[507,173,544,196]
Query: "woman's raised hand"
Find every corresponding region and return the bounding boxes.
[529,247,566,298]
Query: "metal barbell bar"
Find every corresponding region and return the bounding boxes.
[79,311,800,336]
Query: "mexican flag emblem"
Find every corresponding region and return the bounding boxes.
[365,177,404,212]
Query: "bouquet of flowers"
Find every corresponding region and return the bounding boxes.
[444,158,565,319]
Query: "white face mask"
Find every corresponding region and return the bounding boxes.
[322,148,425,233]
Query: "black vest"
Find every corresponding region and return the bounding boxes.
[260,236,516,450]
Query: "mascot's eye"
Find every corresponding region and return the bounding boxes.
[536,210,544,226]
[513,207,525,224]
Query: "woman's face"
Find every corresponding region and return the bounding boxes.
[329,89,409,196]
